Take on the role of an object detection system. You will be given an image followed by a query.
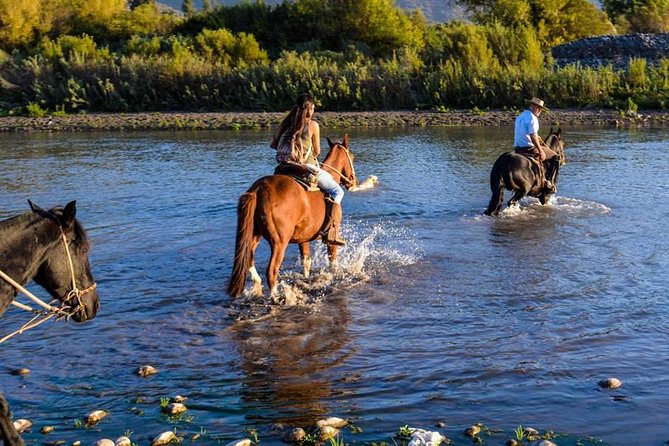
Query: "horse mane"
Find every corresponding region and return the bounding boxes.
[0,208,88,246]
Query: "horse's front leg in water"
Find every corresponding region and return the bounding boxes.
[327,245,339,268]
[299,243,311,278]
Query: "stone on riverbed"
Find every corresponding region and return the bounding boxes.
[116,436,131,446]
[12,419,32,433]
[86,410,108,426]
[598,377,623,389]
[464,424,481,437]
[315,417,348,428]
[40,425,54,434]
[137,365,158,377]
[225,439,251,446]
[162,402,187,415]
[10,368,30,376]
[408,428,447,446]
[282,427,306,443]
[94,440,114,446]
[152,431,177,446]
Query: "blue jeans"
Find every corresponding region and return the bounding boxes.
[307,165,344,204]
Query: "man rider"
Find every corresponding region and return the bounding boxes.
[514,97,559,193]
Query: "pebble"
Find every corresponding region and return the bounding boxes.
[598,377,623,389]
[72,441,81,446]
[225,439,251,446]
[318,426,339,441]
[162,402,187,415]
[137,365,158,377]
[408,429,447,446]
[86,410,108,426]
[282,427,306,443]
[13,419,32,433]
[464,424,481,437]
[10,368,30,376]
[506,439,520,446]
[315,416,348,428]
[524,427,539,438]
[116,436,131,446]
[94,440,114,446]
[537,441,558,446]
[172,395,187,403]
[152,431,177,446]
[41,425,54,434]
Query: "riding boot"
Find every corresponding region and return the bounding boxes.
[320,201,346,246]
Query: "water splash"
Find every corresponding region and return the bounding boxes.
[229,221,421,319]
[495,195,611,219]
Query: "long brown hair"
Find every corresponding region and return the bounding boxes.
[270,93,315,150]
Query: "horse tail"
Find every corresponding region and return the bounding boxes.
[227,191,257,298]
[485,159,505,216]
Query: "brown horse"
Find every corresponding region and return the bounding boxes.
[227,135,357,298]
[485,127,566,216]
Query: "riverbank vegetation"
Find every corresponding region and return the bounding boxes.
[1,0,668,115]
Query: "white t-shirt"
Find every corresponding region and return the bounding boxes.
[514,109,539,148]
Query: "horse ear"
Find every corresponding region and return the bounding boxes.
[61,201,77,228]
[28,200,44,214]
[556,127,562,137]
[327,137,335,148]
[343,134,349,148]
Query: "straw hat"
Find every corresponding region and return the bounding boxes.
[527,97,548,109]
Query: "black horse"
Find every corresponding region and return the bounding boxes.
[0,200,100,446]
[485,128,566,216]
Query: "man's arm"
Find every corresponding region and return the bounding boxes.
[530,133,546,161]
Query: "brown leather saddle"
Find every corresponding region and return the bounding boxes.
[274,163,319,191]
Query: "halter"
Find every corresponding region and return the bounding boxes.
[321,144,356,187]
[0,227,97,343]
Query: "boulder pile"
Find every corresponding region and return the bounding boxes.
[552,33,669,69]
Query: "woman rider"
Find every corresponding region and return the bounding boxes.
[270,93,346,246]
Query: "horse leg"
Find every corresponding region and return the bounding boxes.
[299,243,311,278]
[267,241,289,297]
[507,188,528,208]
[485,162,505,216]
[248,236,263,296]
[0,395,24,446]
[327,245,339,268]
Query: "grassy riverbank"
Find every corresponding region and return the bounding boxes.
[1,108,668,132]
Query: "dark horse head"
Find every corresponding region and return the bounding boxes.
[0,200,99,323]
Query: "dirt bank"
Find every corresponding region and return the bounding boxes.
[1,109,667,132]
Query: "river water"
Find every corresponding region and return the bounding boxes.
[0,125,667,446]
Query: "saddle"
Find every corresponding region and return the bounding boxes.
[274,163,319,191]
[514,148,549,189]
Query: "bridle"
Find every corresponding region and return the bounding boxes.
[321,144,356,188]
[0,227,97,343]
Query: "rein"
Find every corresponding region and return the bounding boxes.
[0,228,97,344]
[321,144,356,187]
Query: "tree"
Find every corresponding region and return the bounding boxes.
[183,0,195,17]
[456,0,615,48]
[602,0,669,32]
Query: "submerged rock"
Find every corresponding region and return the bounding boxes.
[225,439,251,446]
[10,368,30,376]
[315,417,348,428]
[282,428,306,443]
[137,365,158,377]
[94,440,114,446]
[152,431,177,446]
[86,410,108,426]
[598,377,623,389]
[40,425,54,434]
[116,436,132,446]
[318,426,339,441]
[162,402,187,415]
[464,425,481,437]
[13,419,32,433]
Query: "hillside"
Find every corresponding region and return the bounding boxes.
[159,0,466,23]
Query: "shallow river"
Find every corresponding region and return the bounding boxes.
[0,125,668,446]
